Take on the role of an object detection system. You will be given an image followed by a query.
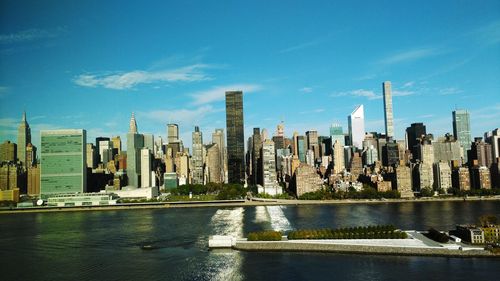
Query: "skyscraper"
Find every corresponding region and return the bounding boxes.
[306,130,319,160]
[261,139,281,195]
[452,109,471,164]
[192,126,204,184]
[40,129,87,197]
[348,105,365,150]
[225,91,245,184]
[212,129,226,183]
[251,128,262,185]
[17,111,31,166]
[406,123,426,159]
[205,143,221,184]
[333,140,345,174]
[140,148,152,187]
[126,113,144,187]
[167,124,179,144]
[330,123,345,146]
[112,136,122,154]
[383,81,394,139]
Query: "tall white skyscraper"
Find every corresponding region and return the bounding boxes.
[140,148,152,187]
[348,105,365,150]
[383,81,394,138]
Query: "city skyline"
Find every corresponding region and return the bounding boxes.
[1,1,500,150]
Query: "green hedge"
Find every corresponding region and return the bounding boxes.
[247,230,283,241]
[298,187,401,200]
[287,225,407,240]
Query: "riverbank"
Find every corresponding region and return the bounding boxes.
[211,231,499,258]
[1,195,500,214]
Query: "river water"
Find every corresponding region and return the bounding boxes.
[2,201,500,280]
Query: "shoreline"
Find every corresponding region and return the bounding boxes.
[1,196,499,215]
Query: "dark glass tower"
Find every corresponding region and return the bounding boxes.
[406,123,426,161]
[225,91,245,184]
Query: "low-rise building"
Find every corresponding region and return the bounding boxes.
[450,225,485,244]
[110,186,159,200]
[46,192,118,207]
[0,188,20,202]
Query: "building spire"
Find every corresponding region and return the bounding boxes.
[129,112,138,133]
[22,111,26,122]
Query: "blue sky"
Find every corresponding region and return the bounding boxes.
[0,0,499,150]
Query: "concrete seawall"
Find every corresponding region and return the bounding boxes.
[233,241,498,258]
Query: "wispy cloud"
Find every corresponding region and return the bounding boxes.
[439,87,463,96]
[472,20,500,46]
[299,108,325,115]
[379,47,442,65]
[0,27,65,44]
[392,90,415,97]
[331,89,381,100]
[74,64,211,90]
[139,105,218,125]
[299,87,313,93]
[190,84,261,105]
[0,86,8,98]
[402,81,415,88]
[279,40,320,53]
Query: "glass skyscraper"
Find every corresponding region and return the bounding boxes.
[40,129,87,197]
[453,109,471,164]
[225,91,245,184]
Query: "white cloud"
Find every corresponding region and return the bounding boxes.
[331,89,381,100]
[0,27,65,44]
[190,84,261,105]
[299,108,325,114]
[392,90,415,97]
[439,87,463,96]
[74,64,210,90]
[139,105,217,125]
[279,40,320,53]
[379,47,442,65]
[402,81,415,88]
[299,87,313,93]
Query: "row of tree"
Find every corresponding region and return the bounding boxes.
[287,225,407,240]
[299,187,401,200]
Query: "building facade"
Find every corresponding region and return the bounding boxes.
[383,81,394,139]
[40,129,87,197]
[453,109,472,164]
[225,91,245,184]
[348,105,365,150]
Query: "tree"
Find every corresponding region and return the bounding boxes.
[479,214,498,227]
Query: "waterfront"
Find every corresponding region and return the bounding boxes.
[2,201,500,280]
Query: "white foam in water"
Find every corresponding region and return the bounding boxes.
[254,206,269,223]
[266,205,292,232]
[205,208,244,281]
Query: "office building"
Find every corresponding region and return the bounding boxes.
[167,124,179,144]
[433,134,462,164]
[212,129,226,183]
[112,136,122,154]
[363,145,378,166]
[433,162,452,191]
[330,123,345,147]
[348,105,365,150]
[86,143,98,169]
[383,81,394,139]
[293,163,323,197]
[484,129,500,162]
[95,137,110,163]
[17,112,31,166]
[452,167,471,191]
[306,130,319,160]
[192,126,204,184]
[205,143,221,184]
[140,148,152,187]
[382,141,399,167]
[260,139,281,195]
[25,143,36,169]
[395,164,414,198]
[27,166,40,196]
[333,140,345,174]
[251,128,263,185]
[471,166,491,189]
[98,140,112,163]
[225,91,245,184]
[406,123,426,159]
[126,113,144,187]
[0,163,23,191]
[40,129,87,197]
[296,135,306,163]
[468,138,493,168]
[0,141,17,163]
[453,109,472,164]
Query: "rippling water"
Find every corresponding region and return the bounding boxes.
[2,201,500,281]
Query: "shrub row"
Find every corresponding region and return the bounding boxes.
[247,231,283,241]
[298,188,401,200]
[287,225,407,240]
